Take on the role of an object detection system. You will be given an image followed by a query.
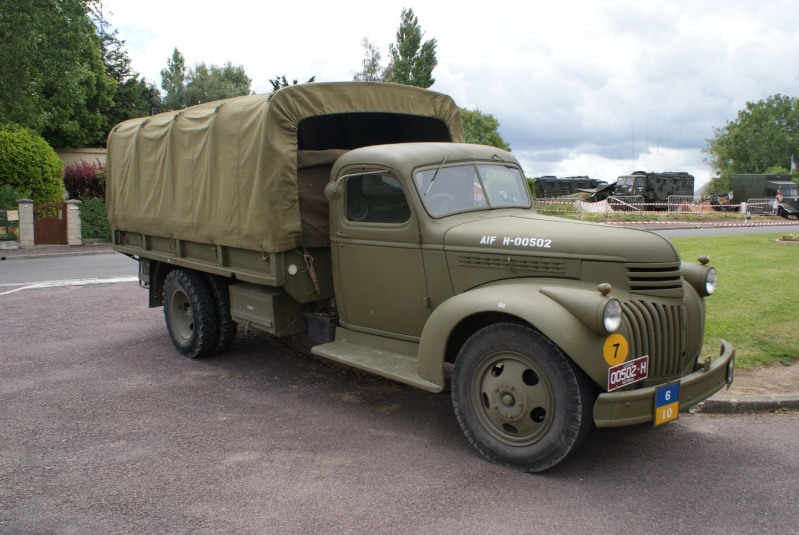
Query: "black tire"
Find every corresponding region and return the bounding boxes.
[206,275,237,354]
[163,269,217,359]
[451,323,593,472]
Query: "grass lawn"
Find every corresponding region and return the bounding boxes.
[669,232,798,368]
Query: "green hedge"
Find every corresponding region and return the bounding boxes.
[0,124,64,204]
[79,197,111,241]
[0,184,31,210]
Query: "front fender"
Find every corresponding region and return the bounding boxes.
[416,279,616,387]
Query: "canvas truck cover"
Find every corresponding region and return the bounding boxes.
[106,82,464,253]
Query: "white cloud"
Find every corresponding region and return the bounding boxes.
[101,0,799,187]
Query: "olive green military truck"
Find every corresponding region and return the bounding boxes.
[733,174,799,219]
[107,82,734,472]
[611,171,695,210]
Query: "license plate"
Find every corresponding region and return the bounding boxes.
[607,355,649,391]
[654,383,680,426]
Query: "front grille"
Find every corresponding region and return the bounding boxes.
[622,296,694,378]
[626,262,684,298]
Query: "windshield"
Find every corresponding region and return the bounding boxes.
[413,163,530,217]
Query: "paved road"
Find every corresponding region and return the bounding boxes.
[653,222,799,238]
[2,281,797,533]
[0,252,135,286]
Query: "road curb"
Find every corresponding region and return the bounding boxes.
[693,395,799,414]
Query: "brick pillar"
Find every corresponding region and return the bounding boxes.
[16,199,35,248]
[65,200,82,245]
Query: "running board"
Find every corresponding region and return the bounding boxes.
[311,328,443,393]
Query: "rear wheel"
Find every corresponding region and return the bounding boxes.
[207,275,237,354]
[163,269,217,359]
[451,323,593,472]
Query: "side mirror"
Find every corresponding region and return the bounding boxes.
[325,169,389,201]
[324,181,342,200]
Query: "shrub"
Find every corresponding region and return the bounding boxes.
[0,124,64,204]
[79,197,112,241]
[0,184,32,210]
[64,160,106,200]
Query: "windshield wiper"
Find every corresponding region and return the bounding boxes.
[424,155,448,195]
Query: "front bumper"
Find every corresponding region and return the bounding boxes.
[593,340,735,428]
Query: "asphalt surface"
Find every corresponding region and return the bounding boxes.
[2,241,798,533]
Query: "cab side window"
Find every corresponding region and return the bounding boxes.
[345,174,411,224]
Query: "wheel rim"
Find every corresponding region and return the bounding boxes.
[471,352,555,446]
[168,288,194,343]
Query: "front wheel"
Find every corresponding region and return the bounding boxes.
[451,323,593,472]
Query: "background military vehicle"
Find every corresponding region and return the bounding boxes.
[733,174,799,219]
[107,82,733,472]
[534,175,609,199]
[611,171,695,210]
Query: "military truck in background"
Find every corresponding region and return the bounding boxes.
[534,176,609,199]
[107,82,734,472]
[611,171,695,210]
[733,174,799,219]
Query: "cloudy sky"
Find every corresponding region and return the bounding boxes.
[102,0,799,188]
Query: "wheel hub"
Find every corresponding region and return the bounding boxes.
[491,381,526,420]
[471,354,556,446]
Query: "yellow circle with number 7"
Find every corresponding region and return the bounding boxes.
[603,334,629,366]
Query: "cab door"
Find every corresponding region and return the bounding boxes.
[331,172,429,338]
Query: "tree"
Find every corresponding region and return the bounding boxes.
[353,10,508,150]
[703,94,799,192]
[269,75,317,92]
[0,0,116,147]
[186,62,252,105]
[460,108,511,151]
[91,1,131,84]
[161,48,188,110]
[385,8,437,88]
[353,38,385,82]
[91,2,162,127]
[161,49,253,109]
[106,76,162,125]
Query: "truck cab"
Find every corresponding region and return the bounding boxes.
[314,142,734,472]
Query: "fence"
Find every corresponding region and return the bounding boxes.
[667,195,697,213]
[535,195,750,219]
[742,198,775,216]
[606,196,645,212]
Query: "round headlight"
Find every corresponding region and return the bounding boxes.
[603,298,622,333]
[705,267,717,295]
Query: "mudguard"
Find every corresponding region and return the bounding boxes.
[416,278,619,388]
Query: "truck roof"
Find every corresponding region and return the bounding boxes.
[332,142,520,178]
[106,82,465,253]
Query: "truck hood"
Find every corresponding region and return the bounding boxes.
[779,196,799,213]
[442,213,680,264]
